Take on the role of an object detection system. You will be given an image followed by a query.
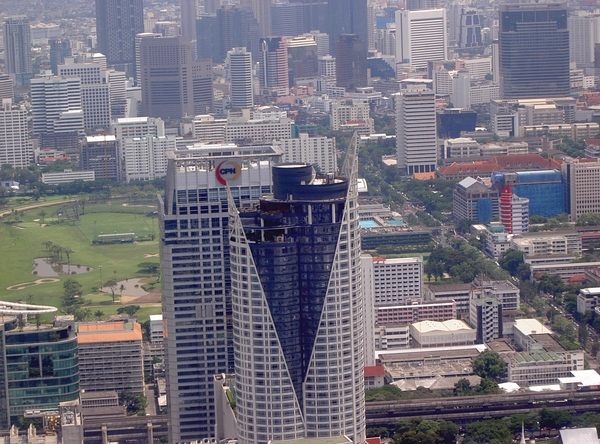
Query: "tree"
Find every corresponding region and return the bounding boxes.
[74,308,92,322]
[117,305,140,316]
[137,262,160,274]
[94,310,104,320]
[454,378,473,396]
[464,419,513,444]
[472,350,507,381]
[38,210,46,224]
[499,249,525,276]
[475,377,500,395]
[539,406,572,429]
[576,213,600,227]
[119,391,147,416]
[62,279,83,307]
[104,279,117,303]
[63,248,73,263]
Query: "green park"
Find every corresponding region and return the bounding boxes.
[0,198,163,323]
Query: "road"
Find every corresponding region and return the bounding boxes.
[0,199,76,218]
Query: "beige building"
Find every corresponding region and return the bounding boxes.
[562,157,600,222]
[77,320,144,394]
[410,320,476,348]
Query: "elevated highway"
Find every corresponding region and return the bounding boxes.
[366,389,600,426]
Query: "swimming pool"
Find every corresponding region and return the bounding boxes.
[359,220,379,228]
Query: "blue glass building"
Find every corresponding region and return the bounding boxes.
[491,170,565,217]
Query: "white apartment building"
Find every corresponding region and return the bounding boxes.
[274,133,337,174]
[0,99,32,168]
[395,9,447,70]
[121,135,175,182]
[396,85,437,175]
[374,325,410,351]
[30,76,83,135]
[507,350,584,386]
[462,57,492,80]
[112,116,167,182]
[192,114,227,143]
[423,283,472,313]
[472,278,520,311]
[331,98,372,131]
[562,157,600,222]
[224,117,293,144]
[362,255,424,306]
[510,233,578,257]
[41,170,95,184]
[444,137,480,159]
[318,55,336,77]
[469,82,500,105]
[513,319,553,352]
[568,12,600,67]
[227,47,254,109]
[577,287,600,314]
[480,141,528,157]
[484,222,511,260]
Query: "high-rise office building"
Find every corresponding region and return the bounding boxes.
[395,9,447,71]
[81,135,119,181]
[287,35,318,84]
[49,38,72,75]
[229,137,365,444]
[30,76,84,136]
[396,85,437,175]
[258,37,289,97]
[58,61,111,130]
[562,157,600,222]
[3,17,33,86]
[134,33,162,86]
[196,15,219,61]
[159,143,283,442]
[0,311,79,429]
[181,0,199,43]
[0,75,14,102]
[140,36,213,119]
[95,0,144,66]
[335,34,368,91]
[227,47,255,109]
[0,99,32,168]
[284,0,366,56]
[499,3,570,99]
[271,3,305,39]
[568,12,600,68]
[216,6,261,63]
[253,0,272,38]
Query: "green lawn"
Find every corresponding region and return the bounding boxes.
[0,203,162,323]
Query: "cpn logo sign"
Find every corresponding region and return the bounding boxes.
[216,160,241,185]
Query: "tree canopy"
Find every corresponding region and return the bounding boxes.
[472,351,507,381]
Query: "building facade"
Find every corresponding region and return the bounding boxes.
[498,3,570,98]
[95,0,144,66]
[159,143,282,442]
[274,133,337,174]
[335,34,368,91]
[396,86,437,175]
[229,158,365,443]
[0,99,32,168]
[3,17,32,86]
[395,9,447,70]
[227,47,255,109]
[140,36,213,119]
[562,157,600,222]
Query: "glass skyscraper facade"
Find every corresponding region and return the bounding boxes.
[230,139,365,444]
[0,318,79,428]
[159,143,282,442]
[499,3,570,98]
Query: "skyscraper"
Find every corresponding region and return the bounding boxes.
[140,36,213,119]
[216,6,261,63]
[3,17,33,86]
[0,99,32,168]
[253,0,272,38]
[159,143,283,442]
[499,3,570,99]
[181,0,199,44]
[568,11,599,68]
[258,37,289,97]
[134,33,162,86]
[396,84,437,175]
[227,47,254,109]
[285,0,366,56]
[335,34,367,91]
[395,9,447,71]
[30,77,84,136]
[49,38,72,75]
[95,0,144,66]
[229,135,365,444]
